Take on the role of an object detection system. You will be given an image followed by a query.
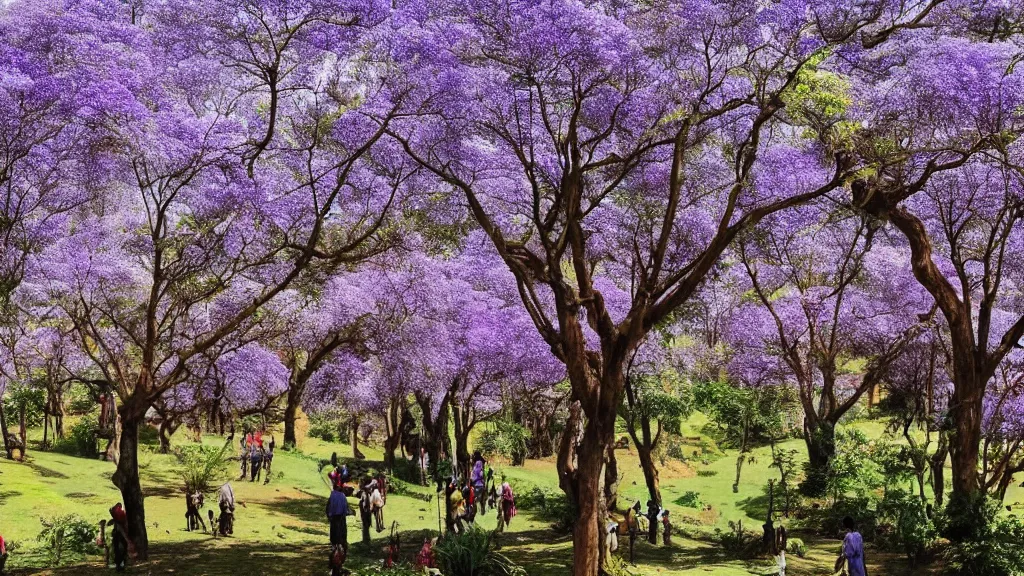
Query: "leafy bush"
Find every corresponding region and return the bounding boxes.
[177,443,232,494]
[52,415,99,458]
[824,429,883,503]
[817,497,878,541]
[478,419,531,465]
[37,514,98,566]
[602,554,636,576]
[433,527,526,576]
[308,410,342,442]
[715,520,760,559]
[877,489,935,565]
[675,491,702,509]
[515,485,575,532]
[939,495,1024,576]
[788,537,807,558]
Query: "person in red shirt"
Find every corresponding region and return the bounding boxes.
[109,504,131,572]
[1,532,9,575]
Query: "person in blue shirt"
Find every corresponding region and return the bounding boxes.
[326,478,353,576]
[835,516,867,576]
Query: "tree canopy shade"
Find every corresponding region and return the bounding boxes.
[0,0,1023,574]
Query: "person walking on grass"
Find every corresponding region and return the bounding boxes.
[218,482,235,536]
[471,452,487,514]
[326,475,354,576]
[835,516,866,576]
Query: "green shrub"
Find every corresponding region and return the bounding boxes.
[37,514,98,566]
[478,419,531,465]
[715,520,760,559]
[350,565,422,576]
[433,526,526,576]
[788,537,807,558]
[817,497,878,540]
[939,495,1024,576]
[177,443,232,494]
[308,410,342,442]
[675,491,702,509]
[602,554,636,576]
[877,489,935,565]
[52,415,99,458]
[515,485,575,532]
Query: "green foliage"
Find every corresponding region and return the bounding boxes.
[941,514,1024,576]
[621,372,693,438]
[818,497,878,540]
[824,429,883,503]
[876,489,935,565]
[515,485,575,532]
[350,565,423,576]
[715,520,760,559]
[788,538,807,558]
[694,381,793,449]
[2,383,45,428]
[937,493,1024,576]
[36,514,97,567]
[602,554,636,576]
[308,410,343,442]
[51,415,99,458]
[433,527,526,576]
[675,491,702,509]
[478,418,530,465]
[65,384,98,416]
[177,443,232,494]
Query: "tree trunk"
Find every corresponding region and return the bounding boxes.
[453,405,472,476]
[158,421,172,454]
[948,377,983,500]
[0,400,12,460]
[383,397,402,472]
[604,443,619,512]
[54,401,64,439]
[112,412,148,560]
[931,433,948,508]
[570,424,608,576]
[283,385,300,449]
[43,406,50,449]
[416,391,451,477]
[18,403,26,459]
[800,419,836,496]
[351,415,364,460]
[635,443,662,507]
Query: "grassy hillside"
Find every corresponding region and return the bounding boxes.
[0,413,959,575]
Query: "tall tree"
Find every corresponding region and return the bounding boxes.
[727,209,932,493]
[20,0,406,556]
[388,2,934,571]
[846,5,1024,522]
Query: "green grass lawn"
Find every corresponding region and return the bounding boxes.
[0,415,948,575]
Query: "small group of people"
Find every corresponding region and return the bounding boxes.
[356,473,388,540]
[446,454,516,536]
[239,431,274,484]
[322,460,390,575]
[182,481,235,536]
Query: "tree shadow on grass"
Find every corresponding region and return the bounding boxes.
[737,491,770,520]
[0,489,22,503]
[262,491,324,524]
[25,461,69,479]
[13,539,337,576]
